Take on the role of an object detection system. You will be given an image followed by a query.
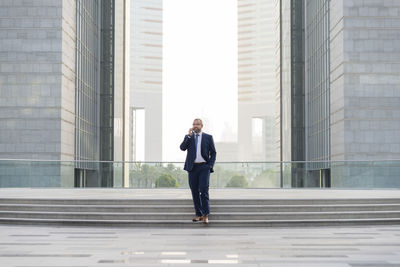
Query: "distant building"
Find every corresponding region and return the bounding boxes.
[214,142,239,162]
[237,0,279,162]
[130,0,163,162]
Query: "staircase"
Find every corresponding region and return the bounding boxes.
[0,197,400,227]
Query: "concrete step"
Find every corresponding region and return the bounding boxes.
[0,203,400,212]
[0,197,399,227]
[0,198,399,205]
[0,217,399,228]
[0,211,400,220]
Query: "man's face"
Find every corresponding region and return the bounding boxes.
[192,120,203,133]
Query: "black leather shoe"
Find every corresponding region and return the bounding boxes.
[192,216,202,222]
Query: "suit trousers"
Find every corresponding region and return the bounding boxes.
[188,164,210,216]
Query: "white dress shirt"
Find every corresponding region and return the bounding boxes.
[194,132,206,163]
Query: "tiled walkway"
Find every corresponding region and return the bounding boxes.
[0,189,399,266]
[0,225,399,267]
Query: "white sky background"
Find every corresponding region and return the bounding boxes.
[163,0,238,162]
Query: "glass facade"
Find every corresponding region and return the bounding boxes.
[280,0,306,187]
[99,0,115,187]
[75,0,100,182]
[304,0,331,186]
[74,0,129,187]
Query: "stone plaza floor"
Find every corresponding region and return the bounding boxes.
[0,188,399,266]
[0,224,399,267]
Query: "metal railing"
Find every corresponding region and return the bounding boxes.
[0,159,399,189]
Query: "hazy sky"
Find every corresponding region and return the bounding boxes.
[163,0,238,161]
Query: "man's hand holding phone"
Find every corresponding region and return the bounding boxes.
[188,128,194,137]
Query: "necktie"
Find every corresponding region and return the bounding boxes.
[195,134,199,152]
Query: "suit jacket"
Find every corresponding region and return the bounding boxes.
[180,132,217,173]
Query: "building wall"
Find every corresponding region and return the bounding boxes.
[123,0,131,187]
[95,0,130,187]
[214,142,238,162]
[305,0,330,164]
[280,0,292,165]
[74,0,99,166]
[330,0,400,187]
[237,0,278,162]
[61,0,76,163]
[130,0,162,162]
[0,0,76,187]
[0,0,64,161]
[73,0,99,188]
[274,0,281,164]
[0,0,130,188]
[279,0,306,187]
[304,0,331,186]
[114,0,130,186]
[60,0,76,186]
[99,0,115,187]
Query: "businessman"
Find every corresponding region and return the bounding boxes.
[180,118,216,224]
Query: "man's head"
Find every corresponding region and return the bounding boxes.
[192,118,203,133]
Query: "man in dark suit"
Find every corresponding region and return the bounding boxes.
[180,118,216,224]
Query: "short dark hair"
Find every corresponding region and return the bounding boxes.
[193,118,203,126]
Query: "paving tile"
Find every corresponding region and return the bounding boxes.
[0,225,399,266]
